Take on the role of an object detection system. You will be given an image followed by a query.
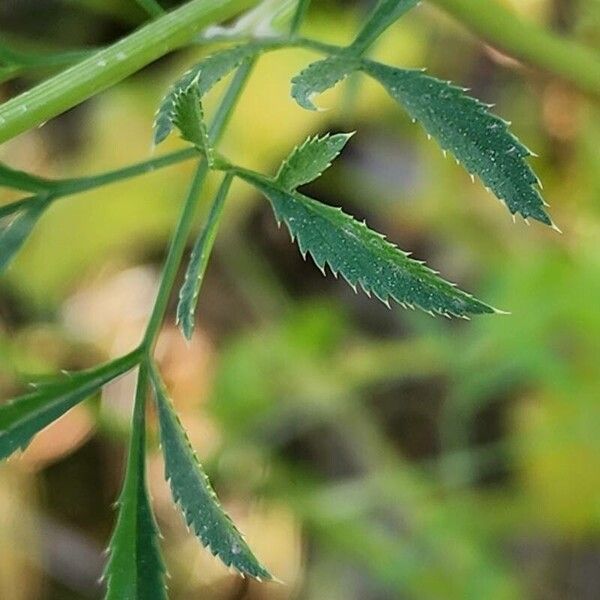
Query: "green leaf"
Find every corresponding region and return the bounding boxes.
[362,60,551,225]
[0,162,54,193]
[351,0,420,55]
[238,170,496,317]
[276,132,353,191]
[0,195,52,272]
[177,173,233,340]
[0,350,141,461]
[171,79,213,161]
[291,55,360,111]
[149,364,271,580]
[104,365,167,600]
[154,44,263,145]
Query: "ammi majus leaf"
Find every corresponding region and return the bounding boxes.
[361,60,552,225]
[276,132,353,191]
[154,43,264,145]
[0,349,140,461]
[149,364,271,580]
[0,162,55,193]
[104,366,167,600]
[238,170,497,317]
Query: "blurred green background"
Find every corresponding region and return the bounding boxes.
[1,1,599,598]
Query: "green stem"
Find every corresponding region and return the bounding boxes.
[134,0,165,18]
[142,160,208,350]
[290,0,312,37]
[431,0,600,98]
[0,0,259,144]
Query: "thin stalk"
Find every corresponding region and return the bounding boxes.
[0,0,260,143]
[431,0,600,98]
[135,0,165,18]
[290,0,312,37]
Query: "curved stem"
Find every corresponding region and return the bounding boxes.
[290,0,312,37]
[431,0,600,98]
[0,0,259,144]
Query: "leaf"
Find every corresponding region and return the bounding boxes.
[238,170,496,317]
[276,132,353,191]
[351,0,420,55]
[291,55,360,111]
[149,365,271,580]
[0,162,54,193]
[177,173,233,340]
[154,44,263,145]
[171,79,213,160]
[0,350,140,461]
[362,61,551,225]
[0,195,52,272]
[104,366,167,600]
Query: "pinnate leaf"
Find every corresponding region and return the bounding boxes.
[239,170,495,317]
[361,61,551,225]
[154,44,263,144]
[291,55,359,111]
[104,366,167,600]
[276,132,353,191]
[149,365,271,580]
[0,350,140,461]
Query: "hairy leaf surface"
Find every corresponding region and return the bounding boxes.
[276,132,353,191]
[291,55,360,111]
[239,171,495,317]
[362,61,551,224]
[104,366,167,600]
[0,350,140,460]
[154,44,263,144]
[177,173,233,340]
[150,365,271,580]
[171,80,213,160]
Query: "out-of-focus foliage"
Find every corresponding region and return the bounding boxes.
[1,0,599,599]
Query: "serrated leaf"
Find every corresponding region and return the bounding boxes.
[0,350,140,461]
[0,195,52,272]
[0,162,54,193]
[104,366,167,600]
[171,80,213,160]
[239,170,496,317]
[351,0,420,55]
[177,173,233,340]
[276,132,353,191]
[149,365,271,580]
[291,55,360,111]
[154,44,263,145]
[362,61,551,225]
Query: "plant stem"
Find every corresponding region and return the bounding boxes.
[0,0,260,144]
[290,0,312,37]
[135,0,165,18]
[431,0,600,98]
